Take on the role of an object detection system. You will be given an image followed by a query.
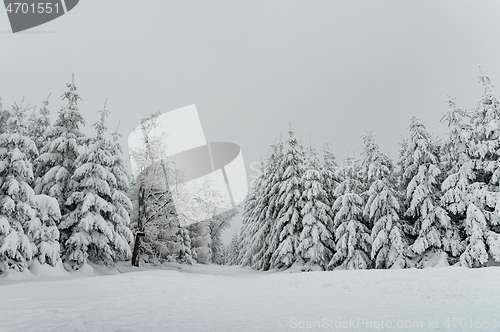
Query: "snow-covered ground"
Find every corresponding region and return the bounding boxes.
[1,263,499,332]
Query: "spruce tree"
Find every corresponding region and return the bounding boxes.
[0,104,38,273]
[253,141,286,270]
[9,97,31,137]
[35,77,85,226]
[108,123,135,261]
[362,132,408,268]
[227,233,240,265]
[457,76,500,267]
[27,94,52,153]
[61,103,132,269]
[297,144,335,270]
[28,194,61,266]
[440,98,469,261]
[328,156,371,270]
[270,131,305,269]
[239,141,285,270]
[237,162,265,267]
[400,117,449,266]
[322,144,339,206]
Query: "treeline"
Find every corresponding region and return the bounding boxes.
[235,76,500,270]
[0,78,232,274]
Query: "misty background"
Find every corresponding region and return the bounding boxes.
[1,0,500,242]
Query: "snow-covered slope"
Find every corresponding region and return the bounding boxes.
[0,264,499,331]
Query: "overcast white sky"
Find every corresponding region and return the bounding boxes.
[2,1,500,241]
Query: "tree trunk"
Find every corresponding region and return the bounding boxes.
[131,233,142,267]
[132,231,145,267]
[131,187,146,267]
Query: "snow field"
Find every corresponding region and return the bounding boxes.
[1,263,499,331]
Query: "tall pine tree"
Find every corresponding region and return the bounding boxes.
[440,97,469,261]
[61,103,132,269]
[270,131,305,269]
[297,143,335,270]
[28,94,52,153]
[35,77,85,241]
[0,103,38,273]
[399,117,449,267]
[362,132,407,269]
[328,156,371,270]
[456,76,500,267]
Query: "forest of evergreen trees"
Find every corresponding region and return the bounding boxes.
[0,77,233,274]
[2,75,500,274]
[234,76,500,270]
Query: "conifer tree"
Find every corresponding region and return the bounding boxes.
[0,97,8,132]
[270,131,305,268]
[237,162,265,267]
[457,76,500,267]
[28,94,52,152]
[227,233,240,265]
[9,97,31,137]
[61,103,132,269]
[108,123,135,261]
[297,143,335,270]
[239,140,285,270]
[253,141,286,270]
[440,98,470,261]
[28,194,61,266]
[35,77,85,224]
[399,117,449,265]
[328,156,371,270]
[321,144,339,205]
[0,104,38,273]
[362,132,408,268]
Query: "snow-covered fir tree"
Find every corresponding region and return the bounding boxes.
[34,78,85,223]
[328,156,371,270]
[0,105,38,273]
[0,97,7,132]
[61,104,133,269]
[297,143,335,270]
[28,194,61,266]
[440,97,471,176]
[239,140,285,270]
[321,144,339,206]
[27,94,52,152]
[270,131,305,269]
[237,161,265,267]
[399,117,450,266]
[8,97,31,137]
[455,76,500,267]
[362,132,408,269]
[227,233,240,266]
[107,122,135,261]
[252,141,287,270]
[439,97,470,261]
